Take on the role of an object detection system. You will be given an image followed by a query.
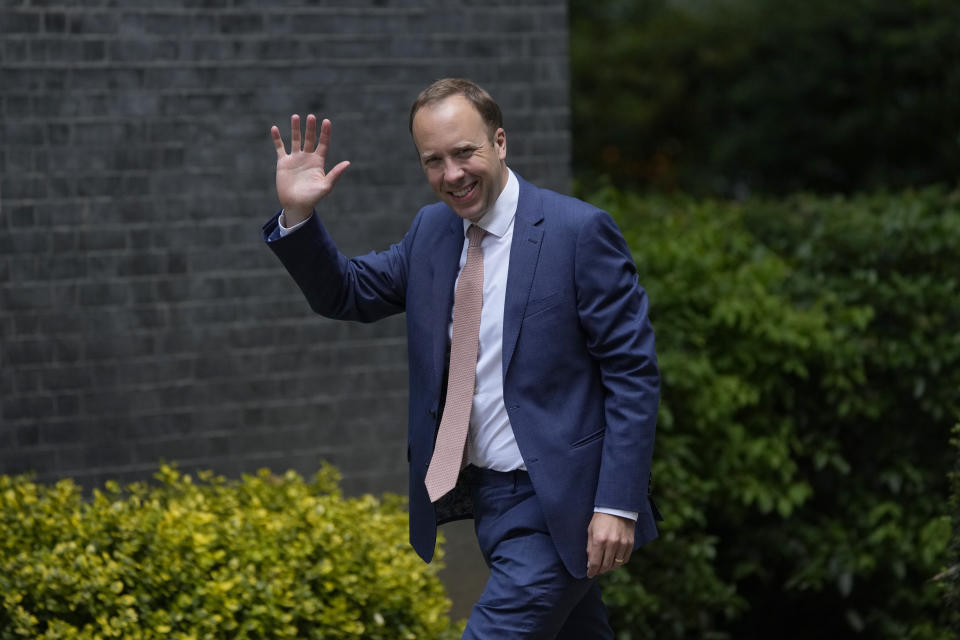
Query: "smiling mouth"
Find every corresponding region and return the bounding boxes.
[449,182,477,201]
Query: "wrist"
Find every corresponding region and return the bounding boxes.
[281,207,312,228]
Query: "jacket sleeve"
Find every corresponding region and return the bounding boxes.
[262,210,422,323]
[574,209,659,513]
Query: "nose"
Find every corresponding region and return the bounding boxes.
[443,158,465,183]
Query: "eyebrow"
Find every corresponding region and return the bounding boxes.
[420,141,482,163]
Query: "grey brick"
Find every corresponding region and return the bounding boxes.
[3,94,34,123]
[218,13,262,33]
[1,284,54,311]
[39,421,84,446]
[108,38,179,62]
[52,444,87,475]
[49,255,88,280]
[0,449,52,476]
[29,35,79,60]
[7,205,36,228]
[3,38,28,62]
[0,428,16,451]
[55,394,81,417]
[53,337,83,364]
[83,40,106,61]
[0,10,40,33]
[11,368,42,394]
[68,11,119,34]
[2,394,56,422]
[141,12,190,36]
[84,441,134,468]
[77,281,130,306]
[42,365,94,392]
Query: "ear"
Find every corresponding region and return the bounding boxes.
[494,128,507,160]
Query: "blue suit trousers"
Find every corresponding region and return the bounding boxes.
[461,467,614,639]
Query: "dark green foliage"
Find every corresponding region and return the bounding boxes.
[948,425,960,634]
[571,0,960,197]
[588,184,959,638]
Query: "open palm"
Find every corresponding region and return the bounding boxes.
[272,114,350,224]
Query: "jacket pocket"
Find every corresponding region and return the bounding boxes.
[524,291,561,318]
[570,427,605,449]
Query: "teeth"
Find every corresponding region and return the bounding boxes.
[452,184,474,198]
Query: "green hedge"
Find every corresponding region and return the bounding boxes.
[589,184,959,638]
[949,424,960,634]
[0,465,458,639]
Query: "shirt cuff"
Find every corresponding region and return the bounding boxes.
[594,507,639,521]
[278,210,312,237]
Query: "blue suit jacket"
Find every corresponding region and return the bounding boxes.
[264,175,660,578]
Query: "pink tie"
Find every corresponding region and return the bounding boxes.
[425,225,487,502]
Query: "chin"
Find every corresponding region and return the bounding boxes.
[446,201,479,221]
[459,207,486,223]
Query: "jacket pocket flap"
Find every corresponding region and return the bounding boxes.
[570,427,605,448]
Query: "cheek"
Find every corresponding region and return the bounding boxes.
[467,158,493,180]
[426,172,444,192]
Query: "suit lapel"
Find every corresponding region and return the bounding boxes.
[431,214,464,386]
[502,178,544,377]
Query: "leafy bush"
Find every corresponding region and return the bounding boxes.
[589,184,959,638]
[571,0,960,196]
[946,424,960,634]
[0,465,457,639]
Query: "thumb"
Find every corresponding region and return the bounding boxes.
[325,160,351,186]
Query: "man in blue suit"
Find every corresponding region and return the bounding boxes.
[263,78,660,638]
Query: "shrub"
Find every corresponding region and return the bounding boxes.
[0,465,457,639]
[946,424,960,634]
[588,184,959,639]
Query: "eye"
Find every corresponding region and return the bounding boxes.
[423,157,441,168]
[456,148,474,158]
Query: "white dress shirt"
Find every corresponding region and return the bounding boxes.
[453,170,523,471]
[278,169,636,520]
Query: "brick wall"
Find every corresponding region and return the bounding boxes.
[0,0,570,500]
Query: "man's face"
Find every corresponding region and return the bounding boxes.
[411,95,508,223]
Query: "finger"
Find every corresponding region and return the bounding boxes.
[585,532,602,579]
[290,114,301,152]
[271,125,286,158]
[303,114,318,153]
[586,552,600,579]
[325,160,351,187]
[598,543,617,575]
[316,118,333,157]
[610,548,630,572]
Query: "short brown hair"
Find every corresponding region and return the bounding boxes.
[409,78,504,138]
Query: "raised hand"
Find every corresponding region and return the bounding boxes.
[272,114,351,226]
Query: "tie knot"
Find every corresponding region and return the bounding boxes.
[467,224,486,248]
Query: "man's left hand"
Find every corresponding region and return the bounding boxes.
[586,512,635,578]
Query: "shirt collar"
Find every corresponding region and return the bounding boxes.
[462,168,518,239]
